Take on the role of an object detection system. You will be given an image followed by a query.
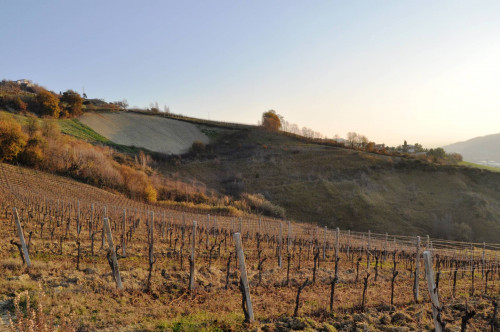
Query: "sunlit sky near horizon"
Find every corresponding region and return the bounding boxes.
[2,1,499,147]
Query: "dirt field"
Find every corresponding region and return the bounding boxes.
[79,112,210,155]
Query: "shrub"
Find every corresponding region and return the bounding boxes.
[19,135,45,166]
[119,165,156,202]
[12,97,27,112]
[144,184,157,203]
[36,89,60,118]
[25,114,41,136]
[157,201,244,216]
[190,140,206,154]
[41,120,60,139]
[241,193,286,218]
[0,117,27,161]
[60,90,83,117]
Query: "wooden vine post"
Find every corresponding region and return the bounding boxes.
[146,211,155,292]
[287,221,292,252]
[89,203,94,238]
[414,235,420,302]
[278,222,283,268]
[335,227,340,261]
[323,226,327,260]
[13,207,31,268]
[206,214,210,248]
[383,232,388,262]
[482,242,485,279]
[122,209,126,257]
[103,217,123,290]
[189,220,197,292]
[347,230,351,259]
[234,232,255,323]
[367,230,371,270]
[101,206,107,248]
[76,200,80,233]
[423,251,443,332]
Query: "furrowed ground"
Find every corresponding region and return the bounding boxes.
[1,163,499,331]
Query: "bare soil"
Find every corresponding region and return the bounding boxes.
[79,112,210,155]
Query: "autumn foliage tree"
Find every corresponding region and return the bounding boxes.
[0,117,28,161]
[36,89,60,118]
[60,90,83,116]
[261,110,282,132]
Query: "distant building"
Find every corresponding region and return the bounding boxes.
[333,138,346,144]
[16,79,33,87]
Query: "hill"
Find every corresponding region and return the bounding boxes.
[156,126,500,242]
[443,133,500,165]
[74,111,500,242]
[1,100,500,242]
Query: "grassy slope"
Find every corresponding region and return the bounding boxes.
[459,161,500,173]
[58,118,111,143]
[160,127,500,242]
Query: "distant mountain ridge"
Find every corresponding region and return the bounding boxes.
[443,133,500,164]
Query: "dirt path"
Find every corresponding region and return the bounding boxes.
[80,112,210,155]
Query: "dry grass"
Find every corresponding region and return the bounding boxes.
[0,162,499,331]
[159,127,500,242]
[1,211,499,331]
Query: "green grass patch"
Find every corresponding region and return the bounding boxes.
[58,118,144,154]
[58,118,111,143]
[0,110,30,124]
[459,161,500,173]
[155,311,244,332]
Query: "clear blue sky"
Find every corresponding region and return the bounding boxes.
[2,1,499,147]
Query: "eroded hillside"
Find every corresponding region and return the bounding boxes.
[159,127,500,242]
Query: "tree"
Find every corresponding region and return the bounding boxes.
[346,132,358,148]
[365,142,375,152]
[114,99,128,110]
[19,135,45,166]
[261,110,281,132]
[282,120,289,132]
[0,117,28,161]
[36,89,60,118]
[402,140,409,152]
[60,90,83,116]
[149,102,160,113]
[427,148,446,160]
[359,135,369,148]
[414,143,424,153]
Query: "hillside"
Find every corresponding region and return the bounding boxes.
[2,105,500,242]
[443,133,500,164]
[75,111,500,242]
[157,125,500,243]
[79,112,210,155]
